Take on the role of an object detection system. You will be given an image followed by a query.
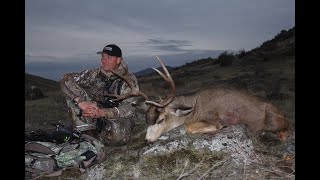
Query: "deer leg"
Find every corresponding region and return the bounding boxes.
[185,121,223,135]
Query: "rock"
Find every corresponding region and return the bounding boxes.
[25,85,45,100]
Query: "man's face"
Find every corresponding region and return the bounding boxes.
[101,53,122,71]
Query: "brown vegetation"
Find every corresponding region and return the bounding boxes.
[25,27,295,179]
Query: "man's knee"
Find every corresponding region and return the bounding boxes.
[97,118,134,146]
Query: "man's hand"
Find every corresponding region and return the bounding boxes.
[78,101,98,117]
[82,107,115,119]
[74,97,115,118]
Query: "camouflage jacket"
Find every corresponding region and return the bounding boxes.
[60,61,139,119]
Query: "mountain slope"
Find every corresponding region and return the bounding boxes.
[251,27,295,56]
[25,73,60,92]
[138,26,295,98]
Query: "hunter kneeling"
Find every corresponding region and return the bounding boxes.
[60,44,148,145]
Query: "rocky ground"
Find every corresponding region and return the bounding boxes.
[33,106,295,180]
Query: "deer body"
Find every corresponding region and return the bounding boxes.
[145,87,290,142]
[108,56,290,143]
[144,57,290,143]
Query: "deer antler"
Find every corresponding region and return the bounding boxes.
[145,56,176,108]
[101,67,149,102]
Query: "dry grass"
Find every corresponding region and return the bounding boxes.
[25,30,295,179]
[25,91,69,131]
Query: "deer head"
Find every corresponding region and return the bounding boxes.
[144,57,195,143]
[145,56,177,124]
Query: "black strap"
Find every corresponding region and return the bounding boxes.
[116,79,124,95]
[96,118,104,132]
[101,79,123,108]
[81,150,96,160]
[79,161,86,169]
[30,158,37,167]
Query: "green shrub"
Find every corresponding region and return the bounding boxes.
[218,51,234,67]
[237,49,246,59]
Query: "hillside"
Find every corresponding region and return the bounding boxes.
[25,73,69,131]
[25,73,60,92]
[138,27,295,106]
[138,27,295,117]
[25,26,295,179]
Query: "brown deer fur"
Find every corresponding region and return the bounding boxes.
[145,87,291,143]
[144,58,291,143]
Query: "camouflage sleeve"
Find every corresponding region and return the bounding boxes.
[109,73,140,119]
[60,69,99,101]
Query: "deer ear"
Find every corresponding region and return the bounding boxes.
[170,105,194,117]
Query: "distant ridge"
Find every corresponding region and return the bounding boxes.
[250,26,295,56]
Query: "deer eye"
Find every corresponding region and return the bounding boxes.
[156,118,164,124]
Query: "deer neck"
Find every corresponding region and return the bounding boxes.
[165,95,198,129]
[174,94,197,107]
[164,116,186,133]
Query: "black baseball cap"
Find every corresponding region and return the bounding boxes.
[102,44,122,57]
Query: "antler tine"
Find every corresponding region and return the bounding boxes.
[156,56,176,105]
[151,68,167,81]
[145,56,176,108]
[156,56,173,81]
[101,67,149,102]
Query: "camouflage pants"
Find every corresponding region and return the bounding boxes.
[97,117,134,146]
[66,99,96,132]
[66,99,134,145]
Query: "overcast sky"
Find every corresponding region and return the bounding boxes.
[25,0,295,81]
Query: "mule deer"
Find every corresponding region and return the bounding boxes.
[144,57,291,143]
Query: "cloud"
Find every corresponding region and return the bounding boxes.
[144,38,192,52]
[25,0,294,80]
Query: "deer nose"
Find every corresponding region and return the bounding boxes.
[144,139,153,146]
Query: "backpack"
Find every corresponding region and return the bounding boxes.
[25,125,106,179]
